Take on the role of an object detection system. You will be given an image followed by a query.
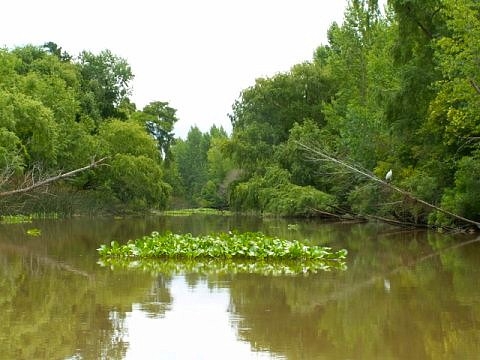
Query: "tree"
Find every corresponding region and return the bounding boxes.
[109,154,171,210]
[0,44,175,214]
[42,41,72,61]
[132,101,178,162]
[89,119,171,211]
[229,165,336,216]
[425,0,480,155]
[227,60,335,175]
[2,91,58,168]
[99,119,158,159]
[171,126,210,206]
[77,50,133,123]
[386,0,446,166]
[321,0,394,169]
[203,126,234,208]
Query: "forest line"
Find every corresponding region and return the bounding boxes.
[0,0,479,229]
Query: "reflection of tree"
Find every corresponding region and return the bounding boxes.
[228,232,480,359]
[2,216,480,359]
[0,250,152,359]
[139,275,173,318]
[229,274,335,358]
[0,255,101,358]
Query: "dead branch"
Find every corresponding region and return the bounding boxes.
[0,157,108,197]
[470,79,480,96]
[308,207,344,219]
[365,214,431,228]
[295,141,480,229]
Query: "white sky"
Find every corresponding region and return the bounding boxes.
[1,0,347,138]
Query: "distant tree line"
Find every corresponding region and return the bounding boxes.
[1,0,479,226]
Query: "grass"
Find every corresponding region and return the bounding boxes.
[0,214,33,224]
[160,208,232,216]
[0,213,59,224]
[97,231,347,274]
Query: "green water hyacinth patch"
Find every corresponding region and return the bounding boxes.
[97,231,347,274]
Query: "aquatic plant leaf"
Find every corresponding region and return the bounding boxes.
[97,231,348,274]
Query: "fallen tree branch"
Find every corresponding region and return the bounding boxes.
[295,141,480,229]
[470,79,480,96]
[0,157,108,197]
[364,214,431,229]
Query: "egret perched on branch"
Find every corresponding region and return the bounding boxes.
[385,169,393,182]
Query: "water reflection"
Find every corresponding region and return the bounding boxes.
[124,276,279,359]
[0,216,479,359]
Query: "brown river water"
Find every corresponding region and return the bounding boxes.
[0,215,479,359]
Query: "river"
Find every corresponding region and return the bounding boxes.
[0,214,479,359]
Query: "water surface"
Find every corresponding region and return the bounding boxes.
[0,215,479,359]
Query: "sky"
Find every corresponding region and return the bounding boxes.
[1,0,347,138]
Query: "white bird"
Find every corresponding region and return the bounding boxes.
[385,169,392,182]
[384,279,391,293]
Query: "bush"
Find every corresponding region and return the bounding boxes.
[437,153,480,223]
[229,166,336,216]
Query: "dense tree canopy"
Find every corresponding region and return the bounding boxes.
[224,0,480,225]
[1,0,479,226]
[0,44,171,214]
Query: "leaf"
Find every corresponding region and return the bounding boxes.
[26,228,41,236]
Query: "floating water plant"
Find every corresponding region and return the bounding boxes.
[97,231,347,274]
[26,228,41,236]
[0,213,59,224]
[160,208,232,216]
[1,214,33,224]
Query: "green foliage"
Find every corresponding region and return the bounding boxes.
[230,166,336,216]
[224,0,480,225]
[170,127,209,204]
[1,0,480,225]
[348,183,384,215]
[78,49,133,122]
[109,154,171,210]
[424,0,480,157]
[26,228,41,236]
[228,61,334,172]
[161,208,232,216]
[0,90,58,167]
[0,214,32,224]
[99,119,158,159]
[170,125,233,208]
[261,184,336,217]
[93,118,172,212]
[97,231,348,273]
[0,128,24,170]
[275,120,327,187]
[131,101,178,161]
[322,1,394,169]
[386,0,445,165]
[437,153,480,223]
[400,169,440,204]
[0,44,174,215]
